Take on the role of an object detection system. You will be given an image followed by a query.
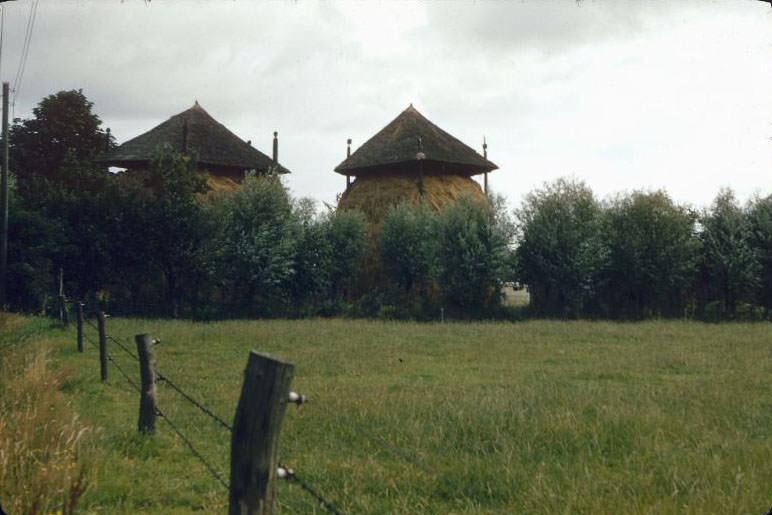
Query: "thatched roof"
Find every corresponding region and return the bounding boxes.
[100,102,289,174]
[334,105,497,178]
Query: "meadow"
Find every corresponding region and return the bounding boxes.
[2,316,772,514]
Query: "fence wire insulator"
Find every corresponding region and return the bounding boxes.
[277,466,295,479]
[288,391,306,405]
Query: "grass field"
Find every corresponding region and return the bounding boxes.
[2,316,772,514]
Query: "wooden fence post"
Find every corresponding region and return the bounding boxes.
[135,334,157,433]
[76,302,83,353]
[58,267,68,326]
[229,351,295,515]
[97,311,107,382]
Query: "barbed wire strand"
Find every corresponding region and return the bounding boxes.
[107,334,139,361]
[79,317,340,508]
[83,330,226,494]
[81,320,232,432]
[283,469,341,515]
[156,371,233,432]
[83,333,141,393]
[156,405,229,492]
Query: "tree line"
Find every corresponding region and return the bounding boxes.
[517,178,772,319]
[5,90,772,320]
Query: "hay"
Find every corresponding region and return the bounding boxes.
[206,174,242,192]
[338,172,485,223]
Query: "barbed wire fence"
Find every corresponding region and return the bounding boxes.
[72,302,474,513]
[79,309,343,513]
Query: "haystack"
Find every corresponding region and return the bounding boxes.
[100,101,289,191]
[334,105,497,224]
[339,173,484,222]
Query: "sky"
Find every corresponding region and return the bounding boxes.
[1,0,771,212]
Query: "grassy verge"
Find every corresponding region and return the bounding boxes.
[9,316,772,513]
[0,314,91,514]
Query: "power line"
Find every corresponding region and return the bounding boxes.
[0,6,5,83]
[11,0,38,116]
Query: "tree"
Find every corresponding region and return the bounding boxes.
[739,194,771,314]
[380,202,438,295]
[6,186,62,312]
[291,203,367,311]
[599,190,698,318]
[697,189,757,316]
[515,178,602,317]
[436,195,515,314]
[138,147,210,316]
[9,89,114,204]
[213,172,297,314]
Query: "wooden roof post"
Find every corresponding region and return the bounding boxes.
[483,137,488,195]
[416,137,425,197]
[346,138,352,189]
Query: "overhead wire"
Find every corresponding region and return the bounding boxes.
[12,0,39,117]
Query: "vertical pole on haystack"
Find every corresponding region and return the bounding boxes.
[0,82,9,308]
[272,131,278,164]
[135,334,158,434]
[229,351,295,515]
[483,137,489,196]
[416,137,425,197]
[346,138,352,190]
[97,311,108,382]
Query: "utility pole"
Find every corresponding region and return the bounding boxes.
[0,82,9,308]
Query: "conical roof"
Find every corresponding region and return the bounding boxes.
[334,105,497,177]
[100,102,289,174]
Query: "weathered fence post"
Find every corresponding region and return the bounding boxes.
[229,351,295,515]
[76,302,83,353]
[97,311,107,381]
[135,334,157,433]
[58,268,68,326]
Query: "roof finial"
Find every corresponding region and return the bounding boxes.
[272,131,278,163]
[483,136,488,160]
[347,138,352,158]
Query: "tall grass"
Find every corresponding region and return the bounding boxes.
[0,314,91,515]
[23,318,772,513]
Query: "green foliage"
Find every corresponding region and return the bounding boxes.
[6,196,61,311]
[746,194,772,312]
[697,189,758,316]
[325,209,368,298]
[380,202,437,294]
[599,190,698,318]
[435,195,515,313]
[9,89,114,205]
[515,178,602,316]
[213,172,297,313]
[137,148,210,314]
[292,203,368,311]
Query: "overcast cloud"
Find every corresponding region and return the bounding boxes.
[2,0,771,211]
